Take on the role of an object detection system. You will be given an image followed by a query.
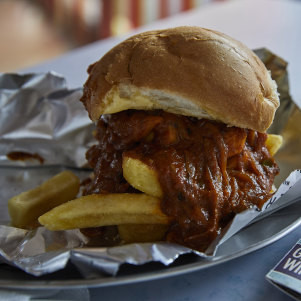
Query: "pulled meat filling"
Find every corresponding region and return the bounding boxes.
[84,110,279,251]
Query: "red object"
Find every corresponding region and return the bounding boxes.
[160,0,168,19]
[130,0,141,28]
[100,0,112,38]
[181,0,193,11]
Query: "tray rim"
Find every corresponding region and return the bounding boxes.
[0,213,300,290]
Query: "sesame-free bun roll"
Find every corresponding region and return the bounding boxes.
[81,26,279,132]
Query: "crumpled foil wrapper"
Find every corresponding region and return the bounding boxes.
[0,49,301,278]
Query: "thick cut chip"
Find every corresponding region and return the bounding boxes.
[38,193,169,231]
[8,171,80,229]
[122,156,163,198]
[123,135,282,199]
[118,224,168,243]
[266,134,283,156]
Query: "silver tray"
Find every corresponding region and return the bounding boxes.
[0,165,300,289]
[0,66,300,289]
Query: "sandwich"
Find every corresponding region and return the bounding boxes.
[39,27,281,251]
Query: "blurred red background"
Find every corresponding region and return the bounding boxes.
[0,0,227,72]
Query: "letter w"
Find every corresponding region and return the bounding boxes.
[283,258,301,271]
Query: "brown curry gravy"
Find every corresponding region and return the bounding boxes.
[6,151,45,164]
[84,110,279,251]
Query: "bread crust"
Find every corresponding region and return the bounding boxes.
[81,26,279,132]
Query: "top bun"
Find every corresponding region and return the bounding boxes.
[81,26,279,132]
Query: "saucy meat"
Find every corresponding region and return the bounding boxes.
[84,110,279,251]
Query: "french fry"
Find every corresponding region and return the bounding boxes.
[8,171,80,229]
[122,156,163,198]
[38,193,170,231]
[122,135,282,199]
[266,134,283,156]
[118,224,168,243]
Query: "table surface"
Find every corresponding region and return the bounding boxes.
[22,0,301,300]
